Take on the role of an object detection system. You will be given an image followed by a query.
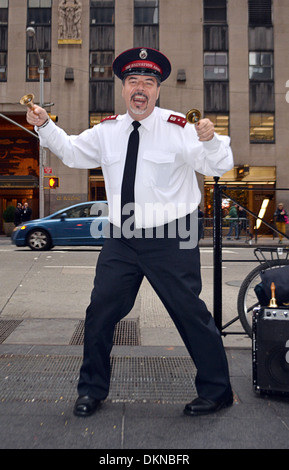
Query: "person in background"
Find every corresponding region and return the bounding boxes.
[14,202,23,226]
[274,202,288,243]
[21,202,32,222]
[227,203,239,240]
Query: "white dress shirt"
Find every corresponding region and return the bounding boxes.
[36,107,234,228]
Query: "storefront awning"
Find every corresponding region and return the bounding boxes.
[0,175,39,188]
[204,166,276,184]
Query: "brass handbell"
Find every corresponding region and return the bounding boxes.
[186,108,201,124]
[20,93,35,109]
[269,282,278,308]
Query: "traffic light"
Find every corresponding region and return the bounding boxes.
[44,175,60,189]
[48,113,58,123]
[48,177,59,189]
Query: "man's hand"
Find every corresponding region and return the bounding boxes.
[26,105,49,128]
[195,118,215,142]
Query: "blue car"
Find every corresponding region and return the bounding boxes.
[11,201,109,251]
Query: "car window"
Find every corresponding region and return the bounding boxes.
[90,202,108,217]
[65,205,91,218]
[51,203,108,219]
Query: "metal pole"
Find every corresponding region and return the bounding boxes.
[38,57,44,218]
[27,26,45,218]
[0,113,39,139]
[213,176,223,333]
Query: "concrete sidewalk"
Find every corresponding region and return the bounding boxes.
[1,341,289,450]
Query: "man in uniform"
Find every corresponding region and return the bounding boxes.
[26,47,234,418]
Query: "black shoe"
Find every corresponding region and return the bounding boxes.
[183,395,233,417]
[73,395,101,417]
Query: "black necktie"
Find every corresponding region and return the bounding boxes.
[121,121,141,230]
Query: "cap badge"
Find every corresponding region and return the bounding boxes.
[139,49,148,60]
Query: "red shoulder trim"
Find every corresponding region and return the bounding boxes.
[100,115,118,123]
[167,114,187,128]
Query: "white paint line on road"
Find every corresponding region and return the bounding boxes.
[44,265,95,268]
[200,249,237,254]
[201,266,227,269]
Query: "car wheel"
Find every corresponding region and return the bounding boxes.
[27,229,52,251]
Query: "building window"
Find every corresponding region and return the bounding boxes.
[204,52,228,80]
[89,0,115,115]
[0,0,8,81]
[134,0,159,49]
[134,0,158,24]
[203,25,228,51]
[248,26,273,51]
[249,52,273,81]
[203,0,227,24]
[205,114,229,136]
[203,2,229,119]
[250,113,274,143]
[249,82,274,113]
[27,51,51,80]
[204,82,229,113]
[28,0,51,6]
[0,53,7,81]
[90,82,114,113]
[248,0,272,26]
[90,0,114,24]
[248,10,274,142]
[89,1,115,200]
[26,0,51,81]
[90,51,114,79]
[248,0,274,143]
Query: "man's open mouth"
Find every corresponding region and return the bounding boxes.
[131,92,148,107]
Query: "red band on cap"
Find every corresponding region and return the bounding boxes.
[122,61,163,75]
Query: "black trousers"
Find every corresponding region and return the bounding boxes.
[77,223,232,402]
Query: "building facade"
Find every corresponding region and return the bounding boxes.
[1,0,289,233]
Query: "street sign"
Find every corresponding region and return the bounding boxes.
[44,167,52,174]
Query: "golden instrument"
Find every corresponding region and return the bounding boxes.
[186,108,201,124]
[20,93,35,109]
[269,282,278,308]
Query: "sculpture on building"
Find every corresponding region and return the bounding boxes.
[58,0,82,43]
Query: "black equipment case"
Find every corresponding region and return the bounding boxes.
[252,307,289,396]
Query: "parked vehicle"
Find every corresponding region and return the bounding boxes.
[11,201,109,251]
